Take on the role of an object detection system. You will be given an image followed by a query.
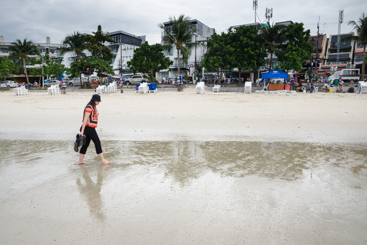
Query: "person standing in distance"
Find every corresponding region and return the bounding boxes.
[78,94,110,165]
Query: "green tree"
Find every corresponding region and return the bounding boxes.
[127,42,173,82]
[276,23,313,72]
[8,39,39,84]
[42,56,66,81]
[228,26,267,85]
[341,13,367,80]
[201,32,233,81]
[260,22,286,70]
[159,15,197,76]
[0,57,15,81]
[84,25,115,84]
[60,32,87,86]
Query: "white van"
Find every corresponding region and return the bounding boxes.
[328,69,360,83]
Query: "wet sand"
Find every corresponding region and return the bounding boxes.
[0,88,367,244]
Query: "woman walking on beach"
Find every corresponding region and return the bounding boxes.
[78,94,110,165]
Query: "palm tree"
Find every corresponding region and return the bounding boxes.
[260,22,286,70]
[345,13,367,80]
[60,32,86,60]
[159,15,196,76]
[8,39,39,84]
[60,32,87,86]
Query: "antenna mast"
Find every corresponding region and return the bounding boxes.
[265,8,273,23]
[337,10,343,63]
[253,0,258,23]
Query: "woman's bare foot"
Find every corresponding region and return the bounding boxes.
[78,161,88,164]
[101,159,110,165]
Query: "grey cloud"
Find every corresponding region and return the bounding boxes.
[0,0,366,45]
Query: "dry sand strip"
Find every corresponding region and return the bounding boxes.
[1,87,367,143]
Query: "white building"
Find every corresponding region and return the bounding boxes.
[157,19,215,80]
[0,35,61,61]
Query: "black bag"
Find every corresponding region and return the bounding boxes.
[74,134,86,152]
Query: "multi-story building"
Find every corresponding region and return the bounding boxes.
[61,30,146,76]
[308,34,328,67]
[324,32,355,65]
[354,40,367,77]
[0,35,61,61]
[157,19,215,80]
[0,35,63,83]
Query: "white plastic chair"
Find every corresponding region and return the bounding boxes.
[139,83,149,94]
[361,83,367,94]
[314,86,318,93]
[96,85,102,94]
[244,82,252,94]
[54,85,60,95]
[195,82,205,94]
[13,87,22,95]
[212,85,220,92]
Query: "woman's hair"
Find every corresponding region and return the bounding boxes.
[87,100,96,108]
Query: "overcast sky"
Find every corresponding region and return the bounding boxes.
[1,0,366,45]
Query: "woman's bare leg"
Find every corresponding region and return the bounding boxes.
[98,153,110,165]
[78,154,88,164]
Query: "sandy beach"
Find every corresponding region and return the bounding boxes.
[0,87,367,244]
[1,87,367,143]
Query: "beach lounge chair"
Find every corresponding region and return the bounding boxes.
[212,85,220,92]
[244,82,252,94]
[195,82,205,94]
[148,83,158,93]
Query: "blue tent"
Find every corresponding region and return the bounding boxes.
[261,69,288,83]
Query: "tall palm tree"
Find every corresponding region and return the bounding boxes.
[260,22,286,70]
[159,15,196,76]
[60,32,87,86]
[60,32,86,60]
[346,13,367,80]
[8,39,39,84]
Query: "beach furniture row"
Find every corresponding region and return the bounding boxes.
[13,86,28,96]
[48,85,60,95]
[96,82,118,94]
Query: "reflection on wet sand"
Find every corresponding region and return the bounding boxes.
[76,165,108,221]
[102,140,367,184]
[1,139,367,244]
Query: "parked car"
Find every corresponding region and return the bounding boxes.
[68,77,89,86]
[44,80,61,87]
[0,80,18,88]
[124,75,146,85]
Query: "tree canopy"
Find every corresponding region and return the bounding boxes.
[84,25,115,81]
[275,23,313,72]
[228,26,267,82]
[201,32,233,80]
[127,42,173,82]
[0,57,15,80]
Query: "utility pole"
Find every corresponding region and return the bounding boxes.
[337,10,343,63]
[265,8,273,23]
[315,16,320,74]
[194,34,197,80]
[253,0,258,23]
